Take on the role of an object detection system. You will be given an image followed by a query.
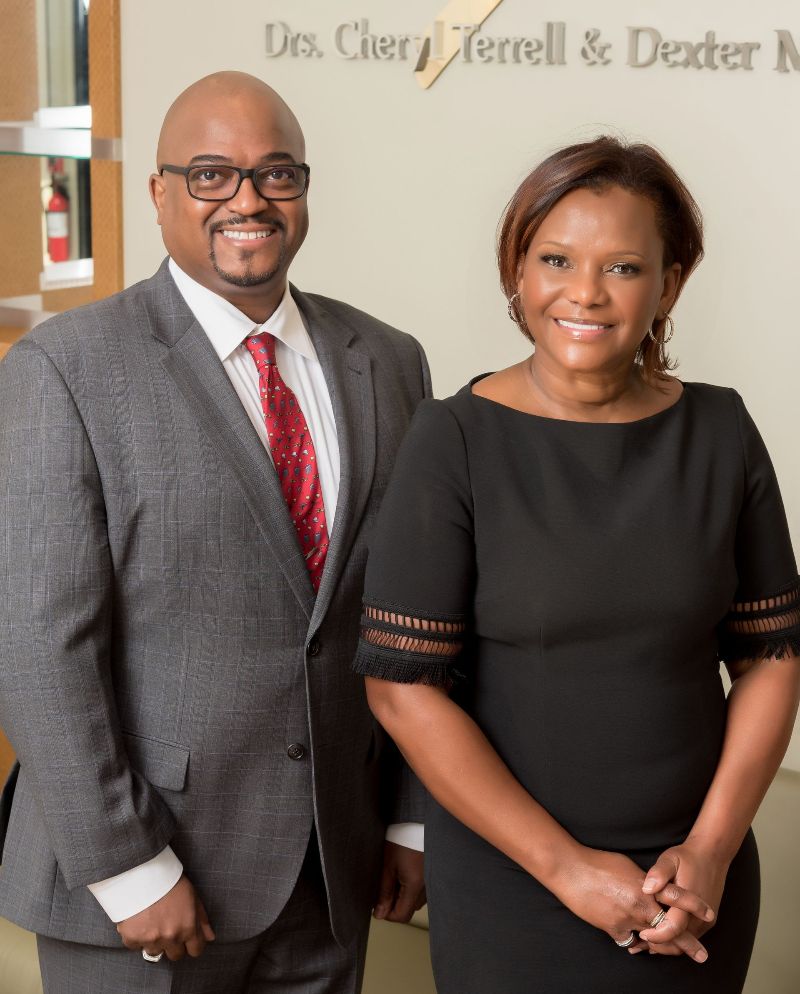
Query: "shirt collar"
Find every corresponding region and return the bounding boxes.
[168,258,317,363]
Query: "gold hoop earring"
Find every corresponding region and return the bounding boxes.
[507,292,534,341]
[648,314,675,345]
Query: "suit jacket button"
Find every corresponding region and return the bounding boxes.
[307,637,321,657]
[287,743,306,761]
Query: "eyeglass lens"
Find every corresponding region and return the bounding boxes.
[187,165,306,200]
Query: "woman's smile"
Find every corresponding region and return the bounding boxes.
[553,317,615,338]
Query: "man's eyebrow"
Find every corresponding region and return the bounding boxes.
[186,152,299,166]
[186,154,231,165]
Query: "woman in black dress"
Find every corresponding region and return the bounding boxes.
[354,138,800,993]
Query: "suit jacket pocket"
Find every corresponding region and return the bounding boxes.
[123,731,190,792]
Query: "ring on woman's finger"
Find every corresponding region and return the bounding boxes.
[142,950,164,963]
[647,909,667,928]
[615,932,638,948]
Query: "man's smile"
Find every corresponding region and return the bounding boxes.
[218,228,277,241]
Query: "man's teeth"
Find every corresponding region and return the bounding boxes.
[220,229,272,240]
[556,319,609,331]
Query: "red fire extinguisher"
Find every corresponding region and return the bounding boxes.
[46,160,69,263]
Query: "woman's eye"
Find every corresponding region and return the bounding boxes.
[608,262,641,275]
[541,254,569,268]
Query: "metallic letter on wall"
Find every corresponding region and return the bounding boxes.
[627,27,661,67]
[775,30,800,72]
[415,0,506,89]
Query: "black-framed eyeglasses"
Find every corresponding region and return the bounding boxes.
[159,162,310,202]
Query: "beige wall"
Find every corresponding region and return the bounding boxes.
[121,0,800,767]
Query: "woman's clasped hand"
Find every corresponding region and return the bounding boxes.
[635,842,729,956]
[552,846,717,962]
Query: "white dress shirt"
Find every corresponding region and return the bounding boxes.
[170,259,341,524]
[87,261,422,922]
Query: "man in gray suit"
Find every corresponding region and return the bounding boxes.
[0,72,429,993]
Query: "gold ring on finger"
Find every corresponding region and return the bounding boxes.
[648,909,667,929]
[614,932,637,948]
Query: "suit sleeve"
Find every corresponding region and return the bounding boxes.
[0,340,176,889]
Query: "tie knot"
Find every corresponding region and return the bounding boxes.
[244,331,277,370]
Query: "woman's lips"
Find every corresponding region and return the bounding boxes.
[554,317,614,338]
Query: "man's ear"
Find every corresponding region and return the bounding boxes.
[149,173,166,225]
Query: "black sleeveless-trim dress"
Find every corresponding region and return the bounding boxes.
[354,380,799,994]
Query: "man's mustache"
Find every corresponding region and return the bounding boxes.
[209,215,285,234]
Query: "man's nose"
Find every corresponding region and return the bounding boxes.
[226,176,271,214]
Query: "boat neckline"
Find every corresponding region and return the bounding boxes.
[465,374,688,426]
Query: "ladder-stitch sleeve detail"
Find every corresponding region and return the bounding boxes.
[718,577,800,664]
[353,605,467,686]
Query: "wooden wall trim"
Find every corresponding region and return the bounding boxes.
[89,0,122,140]
[89,0,123,299]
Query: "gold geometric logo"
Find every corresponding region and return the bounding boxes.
[414,0,506,88]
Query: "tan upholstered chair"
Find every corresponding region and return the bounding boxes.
[0,919,42,994]
[363,910,436,994]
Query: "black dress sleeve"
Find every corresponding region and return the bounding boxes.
[354,399,475,686]
[717,393,800,664]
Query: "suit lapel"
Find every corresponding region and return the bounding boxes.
[292,289,376,632]
[152,266,316,621]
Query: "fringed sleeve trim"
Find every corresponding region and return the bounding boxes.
[352,603,467,686]
[718,577,800,664]
[352,645,452,686]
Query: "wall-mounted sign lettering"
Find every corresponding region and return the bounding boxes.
[263,4,800,88]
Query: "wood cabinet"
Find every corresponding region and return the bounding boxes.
[0,0,122,351]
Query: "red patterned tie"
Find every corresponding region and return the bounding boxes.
[245,332,329,591]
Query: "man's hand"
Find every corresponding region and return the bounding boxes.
[116,875,215,961]
[373,841,426,923]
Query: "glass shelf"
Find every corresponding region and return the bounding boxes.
[0,122,121,161]
[0,120,91,159]
[42,258,94,290]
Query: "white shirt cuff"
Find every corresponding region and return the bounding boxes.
[385,822,424,851]
[87,846,184,922]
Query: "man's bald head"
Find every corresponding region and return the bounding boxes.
[156,72,305,168]
[149,71,310,322]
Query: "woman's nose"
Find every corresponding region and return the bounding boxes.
[568,268,609,307]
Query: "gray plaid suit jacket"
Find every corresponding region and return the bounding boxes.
[0,260,431,948]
